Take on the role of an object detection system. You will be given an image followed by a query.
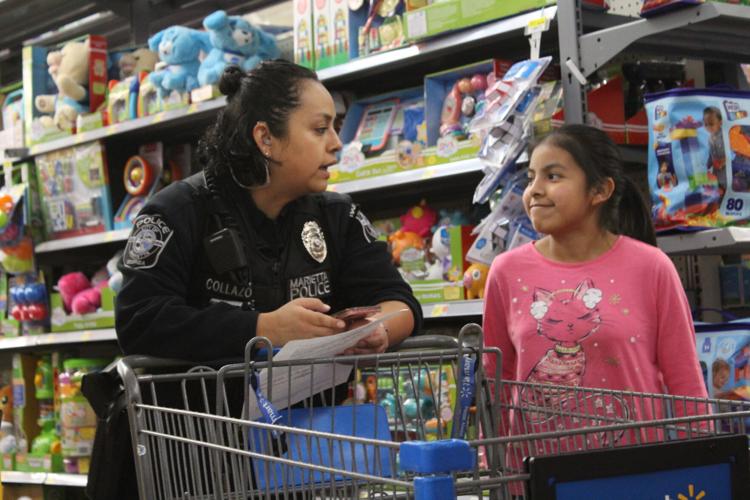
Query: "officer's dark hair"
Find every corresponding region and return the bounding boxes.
[198,59,319,187]
[531,124,656,246]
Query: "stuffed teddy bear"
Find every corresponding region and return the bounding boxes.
[148,26,211,97]
[400,201,437,238]
[118,47,159,80]
[198,10,279,87]
[34,40,90,131]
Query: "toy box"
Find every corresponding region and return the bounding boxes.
[22,35,107,145]
[646,88,750,230]
[49,286,114,333]
[11,354,39,457]
[409,225,475,304]
[355,362,458,441]
[403,0,555,41]
[0,87,24,160]
[695,322,750,431]
[293,0,315,68]
[719,264,750,307]
[330,86,425,183]
[35,141,113,240]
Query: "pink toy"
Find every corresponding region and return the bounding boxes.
[57,272,90,313]
[463,263,489,299]
[71,287,101,315]
[400,201,437,238]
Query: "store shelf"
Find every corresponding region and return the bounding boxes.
[422,300,483,319]
[579,2,750,77]
[318,6,557,85]
[657,227,750,255]
[328,158,484,194]
[34,228,131,254]
[11,97,227,161]
[0,329,117,351]
[1,471,87,487]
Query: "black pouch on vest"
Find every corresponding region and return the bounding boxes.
[203,226,247,275]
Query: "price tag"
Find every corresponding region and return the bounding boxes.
[420,168,436,180]
[187,103,199,114]
[45,334,57,345]
[430,304,449,317]
[327,184,338,192]
[74,133,87,144]
[106,124,120,136]
[81,332,92,341]
[525,10,551,60]
[151,112,165,124]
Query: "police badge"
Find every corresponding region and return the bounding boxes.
[301,221,327,263]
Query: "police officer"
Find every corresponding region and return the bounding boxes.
[115,60,422,362]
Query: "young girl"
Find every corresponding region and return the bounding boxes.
[482,124,707,431]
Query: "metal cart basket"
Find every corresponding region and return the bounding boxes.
[118,324,750,499]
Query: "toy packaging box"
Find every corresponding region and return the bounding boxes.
[49,286,114,333]
[0,87,24,160]
[403,0,555,41]
[646,88,750,230]
[294,0,315,68]
[22,35,108,146]
[34,141,113,240]
[695,322,750,430]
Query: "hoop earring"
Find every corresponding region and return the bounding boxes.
[229,157,271,189]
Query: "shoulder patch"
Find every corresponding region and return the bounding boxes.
[351,207,379,243]
[123,214,175,269]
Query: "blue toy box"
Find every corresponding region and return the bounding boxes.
[646,88,750,230]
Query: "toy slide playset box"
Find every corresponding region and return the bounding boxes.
[646,88,750,230]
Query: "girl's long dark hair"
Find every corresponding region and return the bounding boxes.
[532,124,656,246]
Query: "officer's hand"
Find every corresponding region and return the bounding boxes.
[340,322,389,355]
[258,298,346,346]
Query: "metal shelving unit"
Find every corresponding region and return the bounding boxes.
[657,227,750,256]
[0,329,117,351]
[559,0,750,123]
[1,471,87,487]
[34,228,131,254]
[422,299,483,319]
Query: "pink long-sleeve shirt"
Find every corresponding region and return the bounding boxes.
[483,235,707,400]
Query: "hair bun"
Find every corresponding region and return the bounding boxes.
[218,66,244,97]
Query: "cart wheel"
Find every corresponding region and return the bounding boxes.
[123,156,154,196]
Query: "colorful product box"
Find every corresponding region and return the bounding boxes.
[404,0,555,41]
[409,225,474,304]
[49,286,115,333]
[22,35,107,146]
[35,141,113,240]
[294,0,315,69]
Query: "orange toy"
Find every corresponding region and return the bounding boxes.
[388,230,424,264]
[463,263,489,299]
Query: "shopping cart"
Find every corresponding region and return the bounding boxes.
[118,324,750,499]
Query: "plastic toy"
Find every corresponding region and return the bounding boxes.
[463,263,489,300]
[439,73,488,139]
[198,10,280,87]
[400,200,437,238]
[10,282,48,322]
[148,26,211,97]
[354,98,400,153]
[0,384,16,454]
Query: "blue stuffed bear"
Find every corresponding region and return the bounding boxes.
[148,26,211,97]
[198,10,280,87]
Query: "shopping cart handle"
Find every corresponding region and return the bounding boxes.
[390,335,459,351]
[254,347,281,359]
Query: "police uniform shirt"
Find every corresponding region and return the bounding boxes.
[115,172,423,361]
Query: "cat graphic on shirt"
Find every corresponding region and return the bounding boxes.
[526,278,603,388]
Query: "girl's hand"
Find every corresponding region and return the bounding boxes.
[257,298,346,346]
[341,321,389,355]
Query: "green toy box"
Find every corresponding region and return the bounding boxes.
[404,0,555,41]
[49,286,115,333]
